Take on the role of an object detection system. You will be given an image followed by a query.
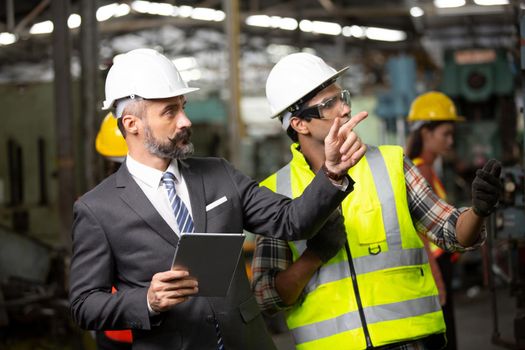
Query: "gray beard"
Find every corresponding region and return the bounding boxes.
[144,125,194,160]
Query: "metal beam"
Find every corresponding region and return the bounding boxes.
[223,0,245,167]
[80,0,101,190]
[14,0,50,35]
[6,0,15,32]
[52,0,75,250]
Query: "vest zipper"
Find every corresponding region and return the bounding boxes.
[344,242,373,349]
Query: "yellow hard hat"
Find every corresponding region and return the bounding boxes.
[95,112,128,158]
[407,91,464,123]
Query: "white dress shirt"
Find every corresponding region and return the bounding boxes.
[126,154,193,236]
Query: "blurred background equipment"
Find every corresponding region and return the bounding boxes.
[0,225,87,349]
[442,48,517,169]
[486,165,525,349]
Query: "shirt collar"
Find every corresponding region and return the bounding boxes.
[126,154,181,188]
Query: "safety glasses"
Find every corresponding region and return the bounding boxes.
[297,90,351,120]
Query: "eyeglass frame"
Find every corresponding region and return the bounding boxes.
[295,89,351,120]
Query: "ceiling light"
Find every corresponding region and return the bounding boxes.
[0,32,17,45]
[96,3,130,21]
[365,27,406,42]
[269,16,282,28]
[114,4,131,17]
[131,1,150,13]
[473,0,509,5]
[246,15,271,28]
[192,8,223,21]
[213,10,225,21]
[247,15,298,30]
[96,3,123,21]
[410,6,425,17]
[300,20,341,36]
[279,17,298,31]
[350,25,366,38]
[299,20,314,33]
[178,6,193,18]
[433,0,466,8]
[342,25,367,38]
[68,14,81,28]
[30,20,53,34]
[131,1,176,16]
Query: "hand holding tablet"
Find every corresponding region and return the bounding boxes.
[171,233,246,297]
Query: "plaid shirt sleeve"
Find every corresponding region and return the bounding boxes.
[251,234,293,314]
[404,156,485,251]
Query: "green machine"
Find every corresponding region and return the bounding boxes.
[441,48,518,170]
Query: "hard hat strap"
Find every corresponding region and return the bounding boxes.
[280,112,292,131]
[409,120,427,132]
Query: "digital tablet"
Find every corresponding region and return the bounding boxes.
[171,233,246,297]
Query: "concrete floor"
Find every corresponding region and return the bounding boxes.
[270,286,518,350]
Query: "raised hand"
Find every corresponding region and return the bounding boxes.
[324,111,368,176]
[471,159,503,217]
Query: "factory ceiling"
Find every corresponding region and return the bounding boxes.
[0,0,520,90]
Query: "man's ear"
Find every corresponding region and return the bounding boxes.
[121,114,140,135]
[290,117,310,136]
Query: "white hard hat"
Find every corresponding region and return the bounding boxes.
[102,48,199,111]
[266,52,349,119]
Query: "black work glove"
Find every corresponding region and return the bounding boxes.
[471,159,503,217]
[306,209,347,263]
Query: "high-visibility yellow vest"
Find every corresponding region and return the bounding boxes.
[260,144,445,349]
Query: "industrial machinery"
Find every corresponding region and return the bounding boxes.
[0,226,88,349]
[486,166,525,349]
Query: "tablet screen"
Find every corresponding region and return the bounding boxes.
[171,233,246,297]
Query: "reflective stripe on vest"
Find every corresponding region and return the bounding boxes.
[291,295,439,344]
[272,144,444,349]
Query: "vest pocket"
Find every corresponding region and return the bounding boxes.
[353,205,386,245]
[381,265,423,276]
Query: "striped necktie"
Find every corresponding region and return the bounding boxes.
[161,172,194,234]
[161,172,225,349]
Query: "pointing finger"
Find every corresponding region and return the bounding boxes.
[340,111,368,132]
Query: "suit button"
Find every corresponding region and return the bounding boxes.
[205,315,215,324]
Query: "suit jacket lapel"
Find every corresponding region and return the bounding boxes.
[179,159,206,233]
[116,163,179,247]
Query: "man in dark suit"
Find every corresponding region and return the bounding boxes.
[69,48,367,350]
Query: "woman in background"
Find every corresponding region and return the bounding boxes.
[406,91,464,350]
